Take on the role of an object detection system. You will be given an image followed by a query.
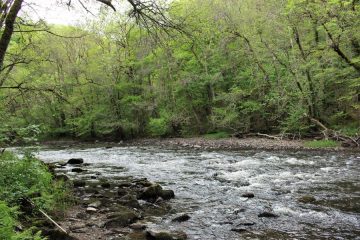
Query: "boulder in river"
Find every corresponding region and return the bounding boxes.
[241,192,255,198]
[71,168,85,173]
[258,212,278,218]
[172,214,191,222]
[100,181,111,188]
[139,184,163,201]
[231,228,247,233]
[73,180,86,188]
[160,190,175,200]
[67,158,84,165]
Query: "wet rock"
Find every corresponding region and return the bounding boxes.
[71,168,85,173]
[118,189,129,197]
[258,212,278,218]
[139,184,163,201]
[104,207,140,228]
[101,182,111,188]
[88,200,102,208]
[146,230,187,240]
[298,195,316,204]
[233,209,246,214]
[234,181,250,187]
[160,190,175,200]
[84,187,99,194]
[67,158,84,165]
[41,229,78,240]
[69,223,87,231]
[86,207,97,213]
[235,220,255,226]
[231,228,247,233]
[130,223,147,230]
[73,180,86,188]
[118,194,140,208]
[135,179,153,187]
[119,182,132,188]
[172,214,191,222]
[55,174,69,182]
[76,212,89,220]
[241,192,255,198]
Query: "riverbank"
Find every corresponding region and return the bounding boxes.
[42,136,360,152]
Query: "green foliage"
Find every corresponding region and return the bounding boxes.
[0,151,69,211]
[148,117,171,137]
[0,151,69,239]
[0,201,43,240]
[304,140,340,148]
[281,106,311,134]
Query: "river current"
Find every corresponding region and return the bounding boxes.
[35,146,360,240]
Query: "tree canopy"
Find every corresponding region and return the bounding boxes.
[0,0,359,143]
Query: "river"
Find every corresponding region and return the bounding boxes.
[36,145,360,240]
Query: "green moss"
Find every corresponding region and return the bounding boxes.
[304,140,339,148]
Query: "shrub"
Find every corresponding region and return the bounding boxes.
[0,151,70,238]
[0,151,69,210]
[148,117,170,137]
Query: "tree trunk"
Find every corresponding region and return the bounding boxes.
[0,0,23,74]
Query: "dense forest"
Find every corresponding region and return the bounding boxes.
[0,0,359,144]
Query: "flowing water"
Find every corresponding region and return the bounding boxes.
[35,146,360,240]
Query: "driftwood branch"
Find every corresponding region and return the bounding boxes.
[309,116,359,147]
[25,198,68,234]
[244,133,281,140]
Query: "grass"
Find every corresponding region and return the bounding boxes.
[204,131,230,139]
[304,139,339,148]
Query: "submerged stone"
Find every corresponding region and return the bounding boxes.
[298,195,316,204]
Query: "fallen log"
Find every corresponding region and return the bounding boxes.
[308,117,359,147]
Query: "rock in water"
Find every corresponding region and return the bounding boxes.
[298,195,316,204]
[71,168,84,173]
[231,228,247,233]
[67,158,84,165]
[139,184,163,200]
[258,212,278,218]
[100,181,111,188]
[172,214,191,222]
[161,190,175,200]
[241,192,255,198]
[73,180,86,188]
